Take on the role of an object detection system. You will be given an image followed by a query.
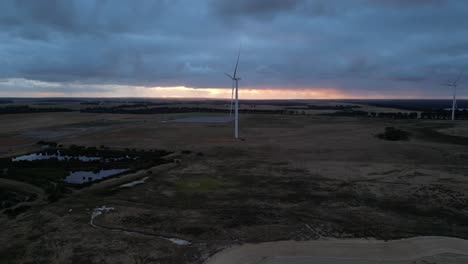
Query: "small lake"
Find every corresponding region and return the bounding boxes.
[64,169,128,184]
[12,151,132,162]
[12,152,101,162]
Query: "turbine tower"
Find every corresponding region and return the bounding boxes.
[442,69,464,121]
[229,78,234,117]
[225,49,241,139]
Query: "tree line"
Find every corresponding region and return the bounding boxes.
[324,109,468,120]
[0,105,73,115]
[81,106,287,115]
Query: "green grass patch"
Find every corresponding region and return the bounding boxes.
[176,177,221,193]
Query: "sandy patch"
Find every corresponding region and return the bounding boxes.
[205,237,468,264]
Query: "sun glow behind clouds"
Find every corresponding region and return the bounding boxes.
[1,78,461,99]
[142,86,345,99]
[0,78,346,99]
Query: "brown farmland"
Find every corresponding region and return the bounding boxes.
[1,100,468,264]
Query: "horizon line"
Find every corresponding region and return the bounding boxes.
[1,96,467,101]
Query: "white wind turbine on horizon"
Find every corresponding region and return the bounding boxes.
[225,49,241,139]
[442,69,464,121]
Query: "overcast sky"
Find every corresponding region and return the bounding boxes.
[0,0,467,98]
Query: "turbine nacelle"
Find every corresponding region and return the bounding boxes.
[225,73,241,81]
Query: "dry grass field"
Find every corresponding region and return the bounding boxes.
[1,101,468,264]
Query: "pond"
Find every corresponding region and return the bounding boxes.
[12,151,101,162]
[64,169,128,184]
[12,151,133,162]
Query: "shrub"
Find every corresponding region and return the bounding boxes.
[377,127,410,141]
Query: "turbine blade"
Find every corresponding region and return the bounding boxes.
[225,73,233,79]
[233,47,241,78]
[454,67,465,84]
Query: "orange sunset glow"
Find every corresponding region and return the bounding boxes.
[17,85,458,99]
[145,86,347,99]
[21,85,350,99]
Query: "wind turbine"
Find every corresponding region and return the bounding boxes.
[225,49,241,139]
[442,69,464,121]
[229,78,234,117]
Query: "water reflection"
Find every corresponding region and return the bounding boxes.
[65,169,128,184]
[12,151,133,162]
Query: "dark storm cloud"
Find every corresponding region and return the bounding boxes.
[211,0,302,19]
[0,0,467,97]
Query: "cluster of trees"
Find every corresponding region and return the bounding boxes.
[369,112,418,119]
[33,144,171,162]
[377,127,410,141]
[323,110,468,120]
[0,105,73,115]
[323,110,419,119]
[421,109,468,120]
[346,99,468,112]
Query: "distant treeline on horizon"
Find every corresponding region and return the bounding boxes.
[1,100,468,120]
[344,99,468,112]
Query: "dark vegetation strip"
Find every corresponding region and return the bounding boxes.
[0,105,74,115]
[285,104,360,110]
[81,106,287,115]
[345,99,468,112]
[321,109,468,120]
[27,98,83,103]
[321,110,370,117]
